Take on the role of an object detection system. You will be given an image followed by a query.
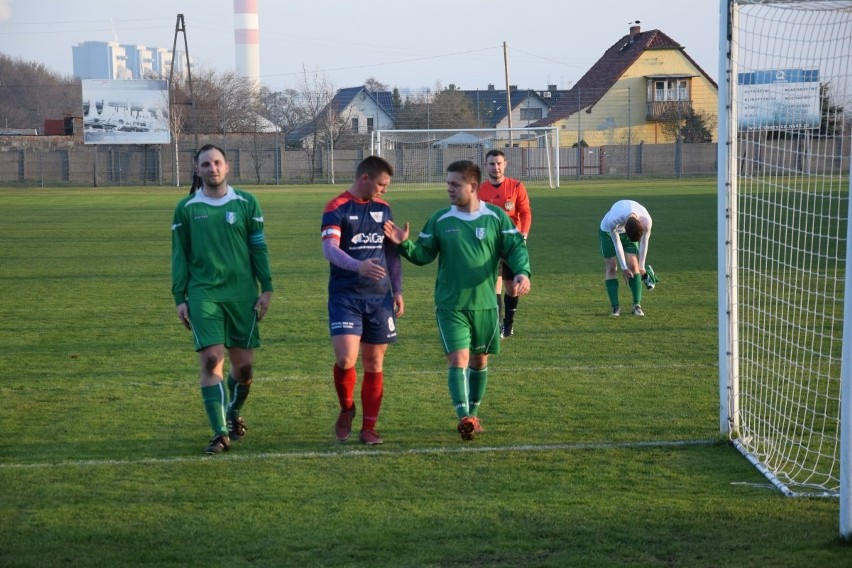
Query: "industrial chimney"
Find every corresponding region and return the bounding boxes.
[234,0,260,88]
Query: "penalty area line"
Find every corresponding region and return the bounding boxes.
[0,438,717,470]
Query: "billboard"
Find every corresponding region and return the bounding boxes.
[82,79,170,144]
[737,69,821,132]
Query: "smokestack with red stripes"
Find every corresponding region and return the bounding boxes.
[234,0,260,88]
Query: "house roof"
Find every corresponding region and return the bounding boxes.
[329,86,396,120]
[286,86,396,142]
[531,28,717,127]
[459,89,553,127]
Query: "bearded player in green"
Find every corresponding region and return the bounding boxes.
[383,160,531,441]
[171,144,273,454]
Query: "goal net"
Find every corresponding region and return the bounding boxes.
[371,127,559,190]
[718,0,852,526]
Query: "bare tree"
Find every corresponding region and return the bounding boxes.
[187,68,261,134]
[259,86,300,134]
[0,54,80,130]
[396,88,435,129]
[364,77,389,92]
[292,67,350,182]
[395,83,479,129]
[164,88,192,186]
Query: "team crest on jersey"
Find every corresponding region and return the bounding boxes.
[504,201,514,212]
[370,211,384,223]
[476,227,486,240]
[225,212,236,224]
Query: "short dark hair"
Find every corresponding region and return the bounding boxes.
[485,149,506,160]
[190,144,227,193]
[356,155,394,179]
[625,217,644,242]
[195,144,227,162]
[446,160,481,185]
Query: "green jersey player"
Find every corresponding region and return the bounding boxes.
[171,144,273,454]
[383,160,531,441]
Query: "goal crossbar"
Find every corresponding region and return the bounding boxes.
[371,127,559,190]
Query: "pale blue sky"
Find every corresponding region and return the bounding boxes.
[0,0,721,92]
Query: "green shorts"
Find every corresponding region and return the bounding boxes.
[187,298,260,351]
[435,308,501,355]
[599,229,639,258]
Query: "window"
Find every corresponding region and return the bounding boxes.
[676,79,689,100]
[520,107,542,121]
[649,78,691,101]
[367,117,374,133]
[351,117,359,133]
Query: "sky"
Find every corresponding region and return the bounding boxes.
[0,0,721,93]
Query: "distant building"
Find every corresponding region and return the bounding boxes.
[287,86,396,148]
[461,85,563,129]
[72,41,188,80]
[73,41,128,80]
[531,24,718,145]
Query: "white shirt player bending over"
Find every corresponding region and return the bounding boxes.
[599,200,652,317]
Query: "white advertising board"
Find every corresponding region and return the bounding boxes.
[82,80,170,144]
[737,69,821,131]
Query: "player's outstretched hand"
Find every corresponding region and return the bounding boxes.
[383,220,409,245]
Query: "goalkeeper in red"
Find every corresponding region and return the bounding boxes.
[383,160,531,441]
[171,144,273,455]
[600,199,652,317]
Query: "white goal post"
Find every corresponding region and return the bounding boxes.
[718,0,852,538]
[371,127,559,190]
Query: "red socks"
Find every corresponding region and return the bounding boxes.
[334,366,383,431]
[333,365,356,411]
[361,371,384,431]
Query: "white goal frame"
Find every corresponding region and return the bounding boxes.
[371,127,559,190]
[718,0,852,538]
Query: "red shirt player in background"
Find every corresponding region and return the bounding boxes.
[478,149,532,338]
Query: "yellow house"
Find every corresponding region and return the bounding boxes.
[533,24,718,146]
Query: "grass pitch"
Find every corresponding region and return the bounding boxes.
[0,179,849,567]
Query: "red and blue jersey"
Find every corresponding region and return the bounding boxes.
[322,190,395,299]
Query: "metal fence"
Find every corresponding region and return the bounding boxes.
[0,133,847,187]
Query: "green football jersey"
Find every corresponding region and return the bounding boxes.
[400,201,530,310]
[171,186,273,304]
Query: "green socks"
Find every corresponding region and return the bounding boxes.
[605,278,620,307]
[629,274,643,304]
[226,374,251,418]
[449,367,489,418]
[468,367,488,417]
[201,382,229,436]
[607,276,643,306]
[447,367,469,419]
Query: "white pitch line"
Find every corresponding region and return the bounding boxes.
[0,438,717,470]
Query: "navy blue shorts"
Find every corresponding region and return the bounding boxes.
[328,294,398,344]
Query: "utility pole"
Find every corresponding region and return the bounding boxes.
[503,41,513,146]
[168,14,197,186]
